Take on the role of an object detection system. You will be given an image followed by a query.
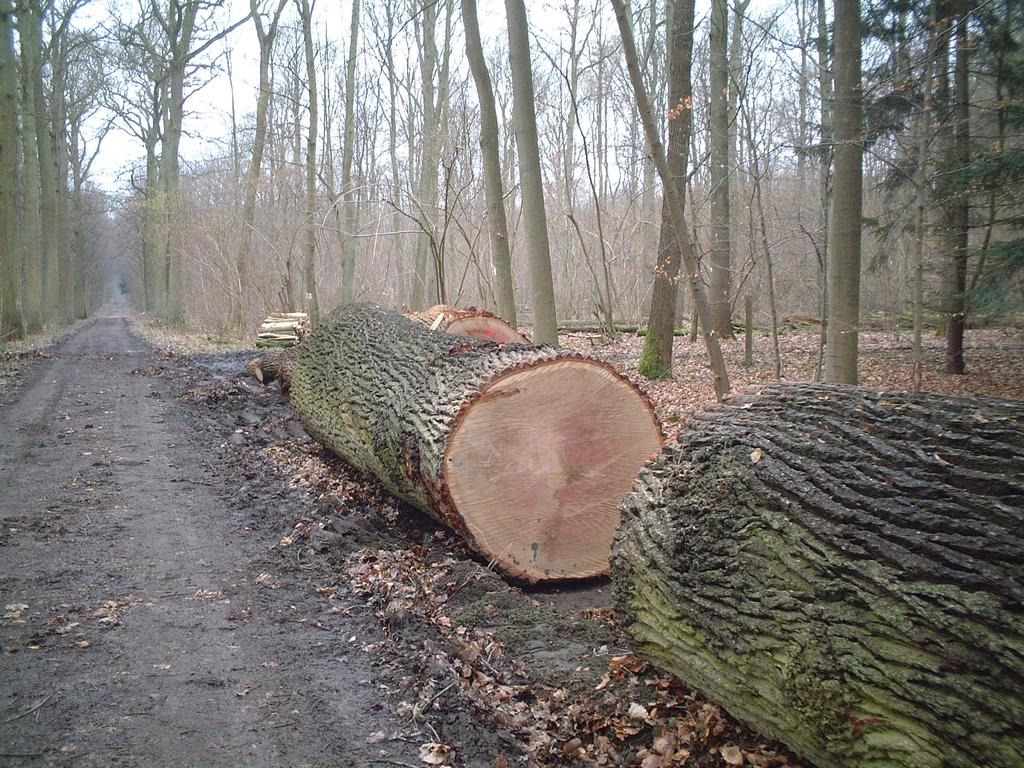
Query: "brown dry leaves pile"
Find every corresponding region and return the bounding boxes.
[343,548,794,768]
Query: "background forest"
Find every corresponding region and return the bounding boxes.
[0,0,1021,380]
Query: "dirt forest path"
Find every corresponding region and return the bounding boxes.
[0,311,421,767]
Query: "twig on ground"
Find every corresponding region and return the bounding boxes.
[2,692,55,723]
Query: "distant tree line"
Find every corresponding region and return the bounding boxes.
[0,0,1020,390]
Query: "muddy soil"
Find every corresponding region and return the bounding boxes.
[1,311,794,768]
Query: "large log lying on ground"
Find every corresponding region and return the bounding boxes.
[613,384,1024,768]
[405,304,530,344]
[288,303,663,581]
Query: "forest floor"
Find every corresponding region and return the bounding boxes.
[1,308,1021,768]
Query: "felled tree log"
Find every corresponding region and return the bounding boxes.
[613,384,1024,768]
[289,303,662,581]
[405,304,530,344]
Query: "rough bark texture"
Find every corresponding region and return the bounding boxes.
[613,384,1024,768]
[288,304,662,581]
[406,304,529,344]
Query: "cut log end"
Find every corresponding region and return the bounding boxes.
[444,358,663,582]
[407,304,530,344]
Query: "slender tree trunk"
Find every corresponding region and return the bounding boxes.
[70,120,87,320]
[161,56,187,324]
[946,0,969,374]
[0,0,20,340]
[411,0,440,309]
[298,0,320,328]
[505,0,557,344]
[709,0,733,338]
[824,0,862,385]
[143,112,163,315]
[796,0,810,187]
[340,0,360,304]
[36,30,57,321]
[727,0,749,288]
[462,0,516,325]
[233,0,287,327]
[933,1,952,340]
[382,5,403,302]
[911,0,938,390]
[16,2,42,333]
[814,0,831,381]
[746,123,781,380]
[640,0,659,262]
[615,0,731,400]
[51,44,73,324]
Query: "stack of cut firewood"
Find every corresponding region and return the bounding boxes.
[256,312,308,348]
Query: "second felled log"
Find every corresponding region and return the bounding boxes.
[288,303,663,582]
[405,304,530,344]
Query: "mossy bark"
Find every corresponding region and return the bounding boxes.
[613,384,1024,768]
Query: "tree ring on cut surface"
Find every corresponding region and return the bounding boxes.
[444,358,663,581]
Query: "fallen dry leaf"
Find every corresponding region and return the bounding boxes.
[628,702,650,721]
[419,741,453,765]
[721,744,745,765]
[255,573,281,589]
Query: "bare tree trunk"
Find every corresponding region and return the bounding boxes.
[796,0,810,187]
[233,0,287,328]
[744,110,781,380]
[709,0,733,339]
[824,0,862,385]
[505,0,557,344]
[813,0,831,382]
[0,0,20,339]
[16,1,42,333]
[160,34,192,325]
[411,0,440,310]
[614,0,731,400]
[946,0,969,374]
[298,0,320,328]
[462,0,516,325]
[69,119,87,320]
[143,96,163,315]
[911,0,938,391]
[50,40,73,324]
[640,0,659,261]
[340,0,360,304]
